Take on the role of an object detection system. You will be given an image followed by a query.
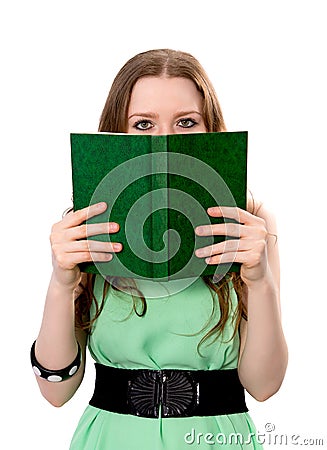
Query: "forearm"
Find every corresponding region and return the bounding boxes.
[33,271,86,407]
[238,273,288,401]
[36,271,79,368]
[33,202,118,406]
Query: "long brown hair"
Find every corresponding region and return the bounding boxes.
[75,49,247,349]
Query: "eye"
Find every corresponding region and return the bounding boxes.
[177,118,197,128]
[134,120,153,131]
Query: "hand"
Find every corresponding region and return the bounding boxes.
[195,206,269,285]
[50,202,122,289]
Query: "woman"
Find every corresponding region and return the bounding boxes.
[32,49,288,449]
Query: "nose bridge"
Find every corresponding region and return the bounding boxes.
[156,123,174,135]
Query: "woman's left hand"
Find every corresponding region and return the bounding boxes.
[195,206,269,285]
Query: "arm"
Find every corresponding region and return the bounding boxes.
[237,200,288,401]
[34,202,121,407]
[195,198,288,401]
[34,273,88,407]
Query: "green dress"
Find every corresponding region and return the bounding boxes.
[70,275,263,449]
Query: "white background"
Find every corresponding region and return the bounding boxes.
[1,0,326,448]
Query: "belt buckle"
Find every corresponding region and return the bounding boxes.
[127,370,200,418]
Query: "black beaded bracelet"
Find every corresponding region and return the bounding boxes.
[30,341,81,383]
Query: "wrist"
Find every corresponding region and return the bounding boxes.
[31,340,81,382]
[244,271,278,297]
[50,270,81,295]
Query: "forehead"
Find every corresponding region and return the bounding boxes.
[128,76,203,112]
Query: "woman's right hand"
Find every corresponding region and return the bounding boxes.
[50,201,121,290]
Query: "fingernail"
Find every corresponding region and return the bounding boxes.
[110,223,119,231]
[113,243,122,251]
[195,226,204,235]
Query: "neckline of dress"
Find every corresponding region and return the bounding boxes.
[133,277,200,299]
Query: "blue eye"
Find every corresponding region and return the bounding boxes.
[178,118,197,128]
[134,120,153,130]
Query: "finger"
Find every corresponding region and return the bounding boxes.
[205,251,240,266]
[195,222,246,238]
[195,239,248,258]
[88,252,116,263]
[65,222,120,241]
[205,246,265,267]
[54,249,115,269]
[65,251,115,266]
[62,202,108,229]
[207,206,258,225]
[62,240,123,253]
[205,250,248,266]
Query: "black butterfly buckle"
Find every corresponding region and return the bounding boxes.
[127,369,200,418]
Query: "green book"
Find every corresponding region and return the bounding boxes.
[71,131,247,280]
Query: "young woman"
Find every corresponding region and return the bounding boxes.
[32,49,288,449]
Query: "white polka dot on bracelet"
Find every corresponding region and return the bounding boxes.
[47,375,63,382]
[33,366,41,377]
[69,366,78,376]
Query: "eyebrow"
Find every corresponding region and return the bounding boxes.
[128,110,203,120]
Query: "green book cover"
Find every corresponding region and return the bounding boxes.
[70,131,247,280]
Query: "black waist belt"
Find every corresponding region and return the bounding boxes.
[89,363,248,418]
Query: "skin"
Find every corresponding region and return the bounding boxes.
[35,76,287,406]
[127,76,206,135]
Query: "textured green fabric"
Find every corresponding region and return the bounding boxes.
[70,275,263,449]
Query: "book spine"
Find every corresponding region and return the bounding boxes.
[150,135,169,279]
